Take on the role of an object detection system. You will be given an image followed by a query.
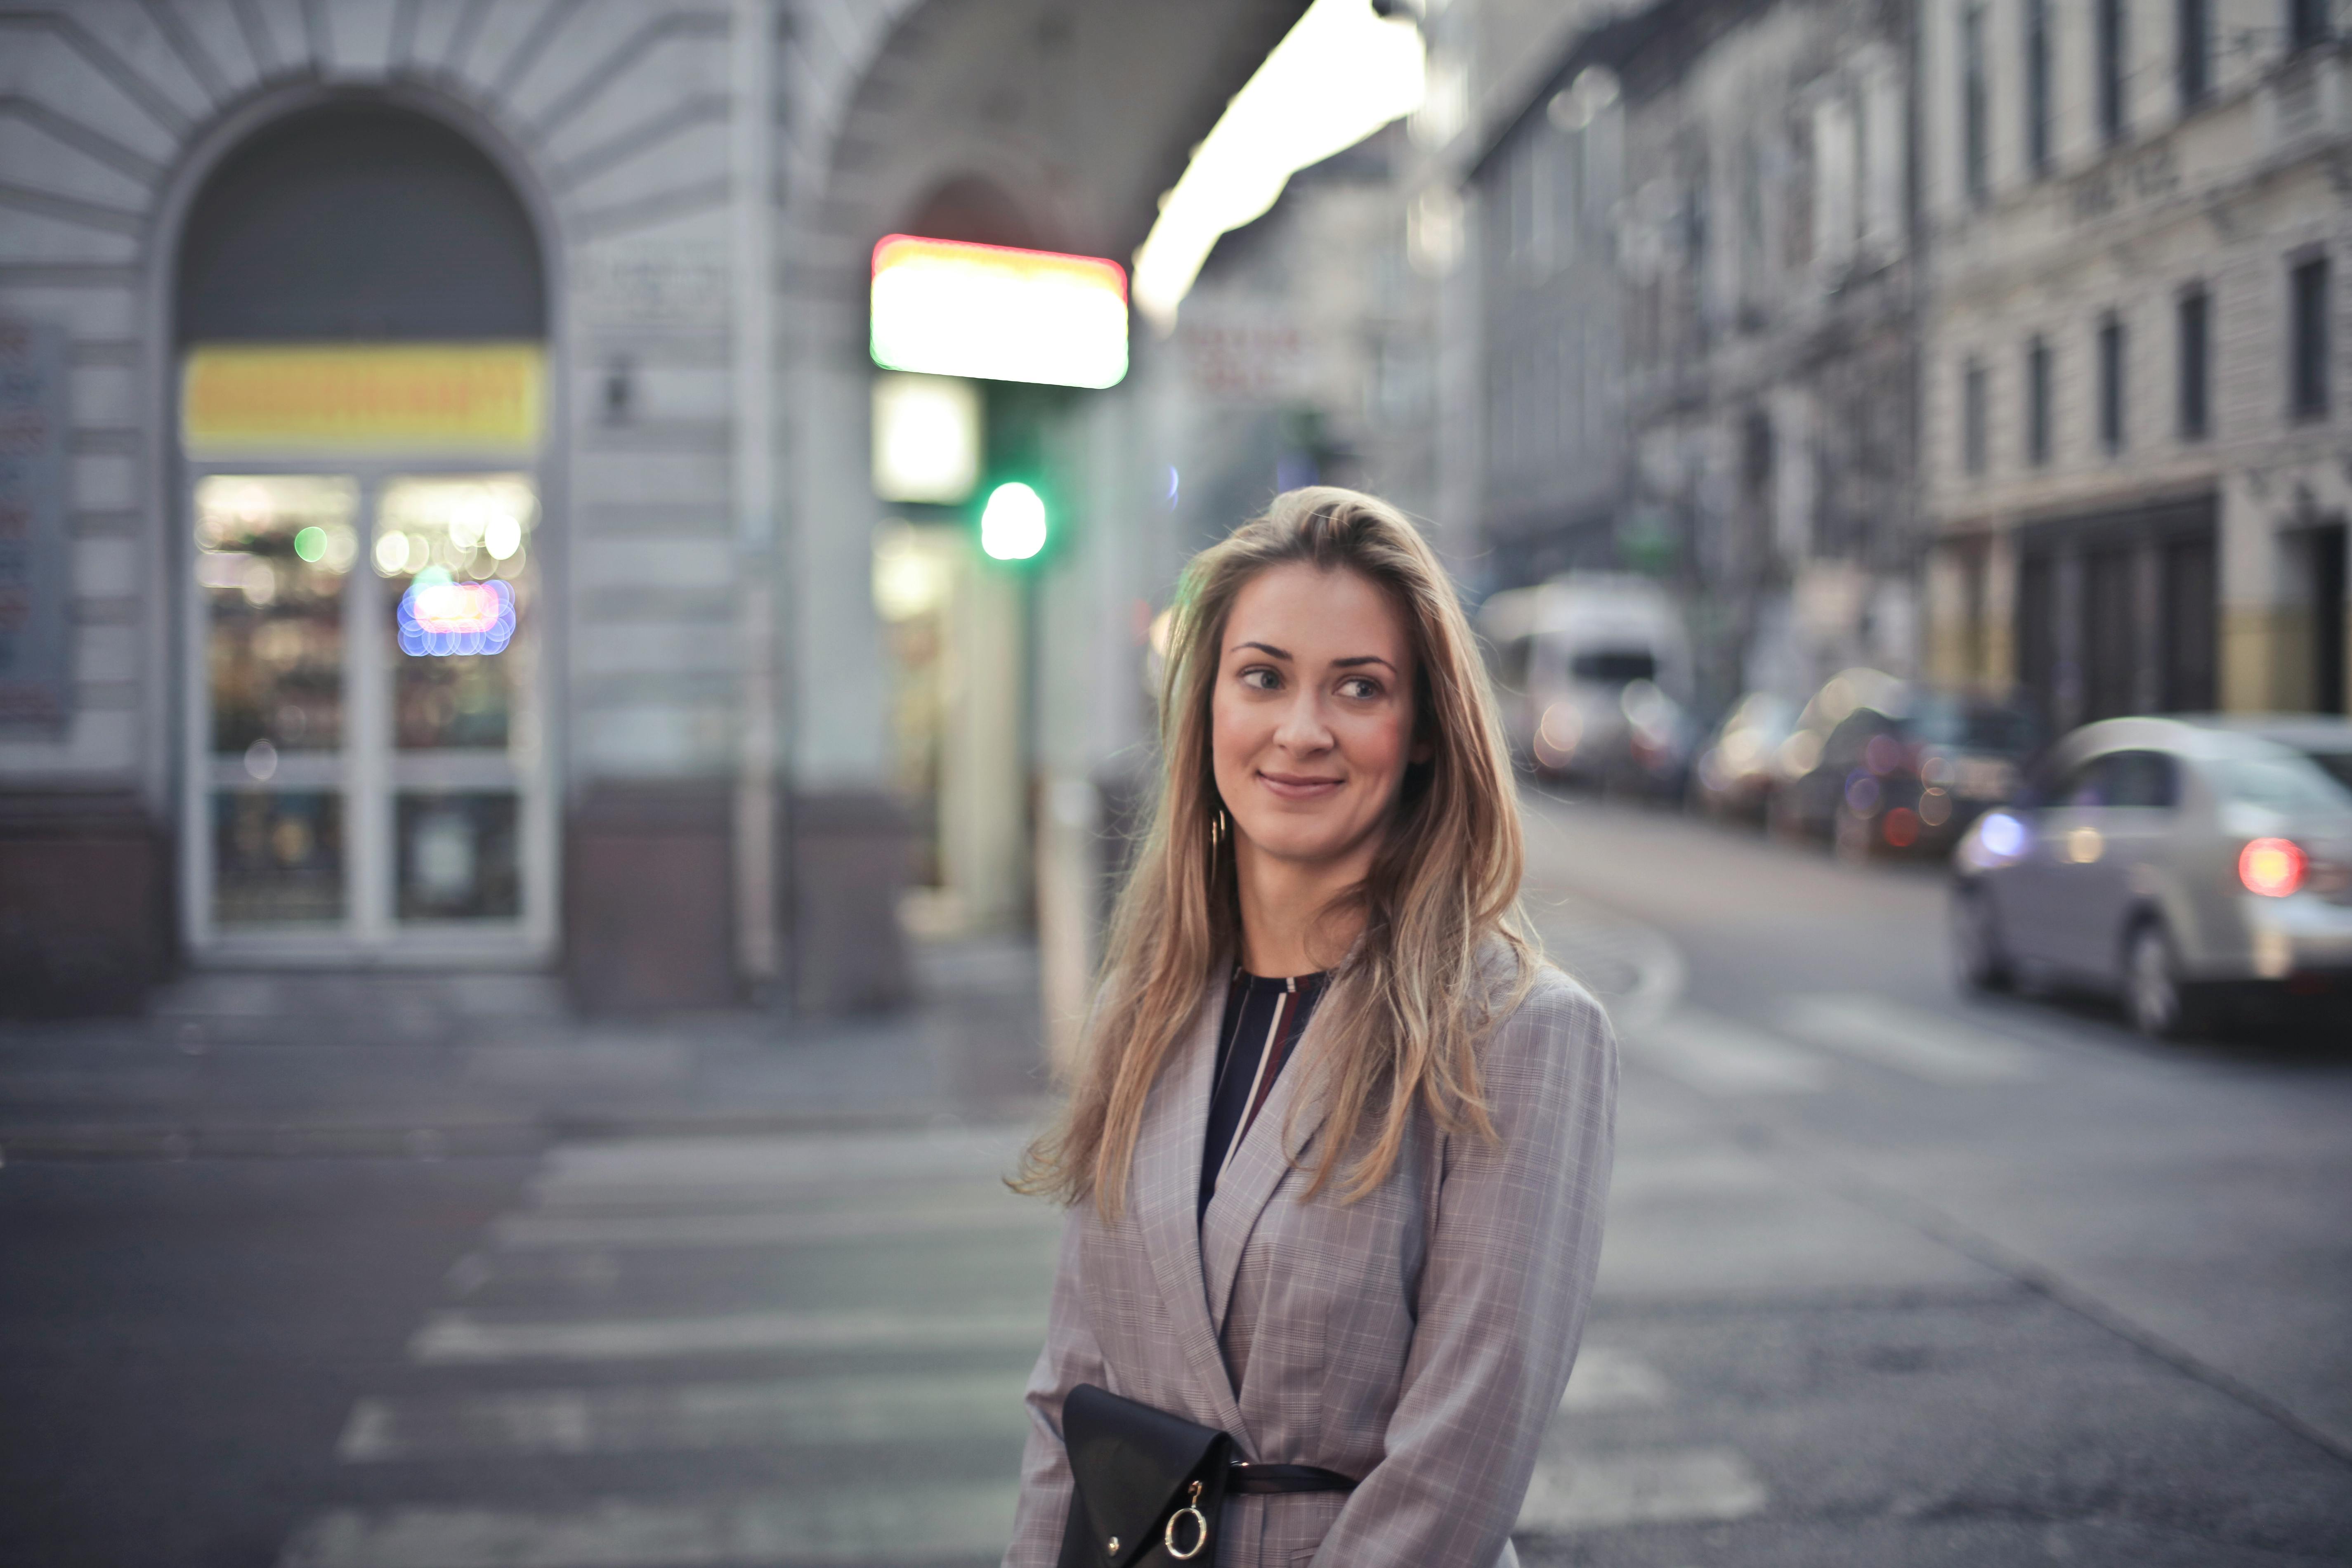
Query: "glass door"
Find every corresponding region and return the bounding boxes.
[185,469,551,961]
[376,475,544,939]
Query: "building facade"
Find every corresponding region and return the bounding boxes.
[0,0,1297,1015]
[1446,0,1922,713]
[1919,0,2352,728]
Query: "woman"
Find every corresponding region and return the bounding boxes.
[1006,487,1617,1568]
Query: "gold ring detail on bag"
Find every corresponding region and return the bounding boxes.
[1164,1480,1209,1560]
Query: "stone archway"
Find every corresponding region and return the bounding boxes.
[776,0,1309,1002]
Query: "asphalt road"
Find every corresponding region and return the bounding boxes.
[1,793,2347,1567]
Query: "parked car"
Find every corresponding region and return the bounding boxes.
[2175,714,2352,795]
[1951,716,2352,1037]
[1766,668,2040,857]
[1482,574,1695,796]
[1688,692,1799,823]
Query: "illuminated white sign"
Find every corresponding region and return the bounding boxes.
[872,372,982,504]
[870,235,1128,390]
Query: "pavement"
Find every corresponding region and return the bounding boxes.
[3,791,2349,1567]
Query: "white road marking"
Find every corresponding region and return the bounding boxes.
[279,1483,1018,1568]
[338,1370,1029,1462]
[1634,1012,1832,1094]
[531,1132,1029,1202]
[1516,1447,1769,1535]
[410,1307,1046,1364]
[490,1200,1057,1251]
[1560,1346,1670,1412]
[1778,994,2039,1084]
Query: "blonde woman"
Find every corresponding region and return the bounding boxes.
[1005,489,1618,1568]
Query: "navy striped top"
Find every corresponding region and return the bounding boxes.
[1199,967,1329,1220]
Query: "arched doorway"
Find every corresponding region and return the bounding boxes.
[174,102,557,964]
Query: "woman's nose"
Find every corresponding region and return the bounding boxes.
[1273,690,1334,751]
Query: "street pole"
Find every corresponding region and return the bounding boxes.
[730,0,781,994]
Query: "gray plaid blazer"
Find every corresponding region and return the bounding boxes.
[1005,951,1618,1568]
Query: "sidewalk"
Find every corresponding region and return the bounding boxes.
[0,937,1050,1162]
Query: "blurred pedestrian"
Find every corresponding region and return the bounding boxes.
[1006,487,1618,1567]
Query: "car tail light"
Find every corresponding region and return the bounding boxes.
[2238,837,2307,897]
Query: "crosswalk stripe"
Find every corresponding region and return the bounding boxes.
[1516,1447,1769,1534]
[490,1202,1058,1251]
[338,1370,1032,1461]
[531,1133,1029,1200]
[1778,994,2038,1084]
[279,1483,1018,1568]
[1633,1012,1832,1094]
[1559,1346,1670,1412]
[410,1307,1047,1364]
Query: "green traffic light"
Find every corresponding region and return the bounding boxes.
[980,481,1047,561]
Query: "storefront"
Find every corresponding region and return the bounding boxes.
[2011,494,2220,734]
[171,105,556,968]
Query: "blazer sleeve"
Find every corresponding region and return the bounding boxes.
[1305,970,1619,1568]
[1003,1203,1108,1568]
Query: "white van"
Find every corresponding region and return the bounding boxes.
[1481,574,1695,792]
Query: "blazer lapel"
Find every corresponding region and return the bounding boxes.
[1133,973,1253,1442]
[1199,973,1340,1335]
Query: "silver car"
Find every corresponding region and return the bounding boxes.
[1951,716,2352,1037]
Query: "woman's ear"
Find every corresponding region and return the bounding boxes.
[1410,738,1434,766]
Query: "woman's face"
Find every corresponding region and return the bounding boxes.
[1211,562,1422,875]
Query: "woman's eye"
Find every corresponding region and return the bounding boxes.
[1338,676,1380,700]
[1240,667,1281,691]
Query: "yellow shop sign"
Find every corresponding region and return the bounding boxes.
[182,342,545,457]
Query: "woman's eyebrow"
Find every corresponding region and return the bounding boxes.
[1233,640,1291,659]
[1332,655,1398,672]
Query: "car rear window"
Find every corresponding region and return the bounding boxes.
[2215,756,2352,816]
[1907,697,2038,755]
[2300,749,2352,796]
[1569,649,1657,684]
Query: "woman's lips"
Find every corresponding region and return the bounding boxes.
[1256,770,1344,801]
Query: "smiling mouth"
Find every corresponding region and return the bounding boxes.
[1257,771,1344,800]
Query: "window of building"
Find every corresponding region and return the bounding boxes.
[1858,50,1904,252]
[2292,254,2331,420]
[2027,335,2054,464]
[2098,0,2130,142]
[2177,0,2212,107]
[2289,0,2333,51]
[2178,286,2210,439]
[1813,92,1857,268]
[1963,357,1989,475]
[2099,313,2128,452]
[1963,2,1990,201]
[2026,0,2054,175]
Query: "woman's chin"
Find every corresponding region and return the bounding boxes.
[1235,821,1371,869]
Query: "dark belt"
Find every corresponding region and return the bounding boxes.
[1228,1460,1358,1495]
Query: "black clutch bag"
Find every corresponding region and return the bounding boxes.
[1054,1384,1360,1568]
[1055,1383,1232,1567]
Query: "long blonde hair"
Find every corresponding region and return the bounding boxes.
[1016,487,1535,1218]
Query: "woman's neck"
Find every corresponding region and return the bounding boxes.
[1233,834,1373,976]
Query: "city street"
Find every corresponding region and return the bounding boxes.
[4,793,2350,1567]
